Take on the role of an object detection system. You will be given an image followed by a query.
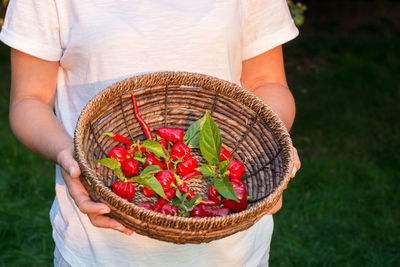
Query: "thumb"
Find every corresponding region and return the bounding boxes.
[57,147,81,179]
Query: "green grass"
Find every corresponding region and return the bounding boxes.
[0,26,399,266]
[0,45,55,266]
[270,27,400,266]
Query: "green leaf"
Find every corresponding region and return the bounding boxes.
[214,176,239,202]
[196,164,217,177]
[95,158,121,170]
[184,115,206,148]
[140,165,163,176]
[186,195,202,210]
[129,174,167,199]
[218,158,233,177]
[141,140,168,159]
[199,111,222,165]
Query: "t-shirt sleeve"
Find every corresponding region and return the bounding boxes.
[242,0,299,60]
[0,0,62,61]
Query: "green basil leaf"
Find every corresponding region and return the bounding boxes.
[196,164,217,177]
[140,165,163,176]
[199,111,222,165]
[218,158,233,177]
[184,115,206,148]
[141,140,168,159]
[95,158,121,170]
[129,174,167,199]
[186,195,202,211]
[214,176,239,202]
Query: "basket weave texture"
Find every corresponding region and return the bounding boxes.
[74,71,293,244]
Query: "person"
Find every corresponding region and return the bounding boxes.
[0,0,301,266]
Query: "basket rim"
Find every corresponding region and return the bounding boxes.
[73,71,293,236]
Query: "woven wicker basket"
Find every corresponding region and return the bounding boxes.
[74,71,293,244]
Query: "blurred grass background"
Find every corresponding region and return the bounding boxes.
[0,0,399,266]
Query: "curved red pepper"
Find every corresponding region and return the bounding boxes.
[131,93,154,140]
[154,188,176,212]
[181,170,202,181]
[222,179,248,212]
[190,204,230,218]
[156,127,184,143]
[103,132,132,145]
[208,184,221,201]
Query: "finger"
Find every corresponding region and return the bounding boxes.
[267,196,283,215]
[88,213,134,235]
[290,146,301,178]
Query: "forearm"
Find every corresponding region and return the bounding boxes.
[9,98,72,163]
[250,82,296,131]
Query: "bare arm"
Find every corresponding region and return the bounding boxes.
[241,45,301,213]
[9,49,132,235]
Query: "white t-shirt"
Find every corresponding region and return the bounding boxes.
[1,1,298,266]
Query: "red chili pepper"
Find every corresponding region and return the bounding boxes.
[222,179,248,212]
[158,139,168,151]
[190,205,230,218]
[181,170,202,181]
[156,127,184,143]
[208,184,221,201]
[154,188,176,212]
[142,187,156,198]
[160,204,180,216]
[131,93,154,140]
[156,170,176,192]
[176,157,198,176]
[177,179,219,206]
[121,158,140,177]
[220,147,232,162]
[108,146,129,164]
[144,154,167,170]
[227,159,245,180]
[171,141,191,159]
[112,181,136,202]
[137,202,154,210]
[103,132,132,145]
[177,182,196,200]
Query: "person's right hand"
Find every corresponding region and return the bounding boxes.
[57,147,134,235]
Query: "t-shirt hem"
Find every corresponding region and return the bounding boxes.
[242,22,299,60]
[0,27,62,61]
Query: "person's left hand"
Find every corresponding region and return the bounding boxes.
[267,146,301,214]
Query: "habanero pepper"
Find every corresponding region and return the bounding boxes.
[154,188,176,212]
[219,147,232,162]
[108,146,129,164]
[142,187,156,198]
[176,157,198,176]
[170,141,191,160]
[160,204,180,216]
[144,154,167,170]
[136,202,154,210]
[156,127,184,143]
[131,92,154,140]
[121,158,140,177]
[222,178,248,212]
[156,170,176,192]
[227,159,245,180]
[181,170,202,181]
[112,180,136,202]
